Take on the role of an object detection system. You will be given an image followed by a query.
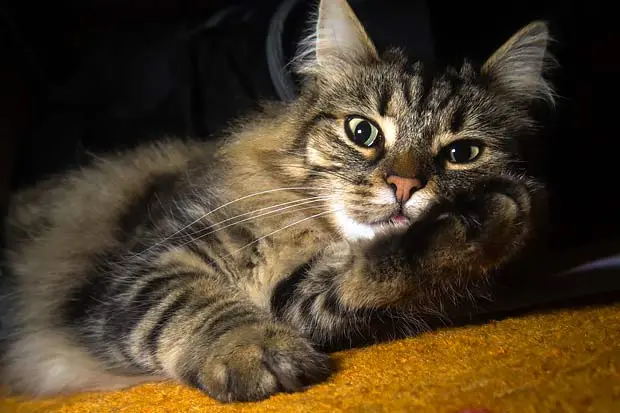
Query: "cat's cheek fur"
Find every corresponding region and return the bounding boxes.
[334,207,377,241]
[402,186,440,223]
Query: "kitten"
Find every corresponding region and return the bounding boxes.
[0,0,554,403]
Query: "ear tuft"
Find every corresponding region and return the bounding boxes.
[293,0,378,76]
[482,21,557,106]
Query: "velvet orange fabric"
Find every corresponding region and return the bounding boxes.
[2,302,619,413]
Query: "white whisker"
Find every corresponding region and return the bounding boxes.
[132,186,332,257]
[172,196,332,238]
[174,197,334,243]
[223,208,341,259]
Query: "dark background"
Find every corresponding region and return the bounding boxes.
[1,0,618,264]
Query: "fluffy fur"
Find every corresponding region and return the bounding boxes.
[1,0,554,403]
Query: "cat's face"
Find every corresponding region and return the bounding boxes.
[291,0,553,241]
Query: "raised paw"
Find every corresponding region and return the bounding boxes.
[455,177,537,248]
[188,323,332,402]
[410,177,540,275]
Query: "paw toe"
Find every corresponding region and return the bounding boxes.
[196,324,332,402]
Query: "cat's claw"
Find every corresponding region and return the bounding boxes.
[194,323,332,402]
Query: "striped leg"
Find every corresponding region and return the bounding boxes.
[84,267,332,402]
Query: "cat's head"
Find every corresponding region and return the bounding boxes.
[284,0,554,242]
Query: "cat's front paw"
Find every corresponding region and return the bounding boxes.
[191,323,332,403]
[417,177,540,274]
[449,177,538,263]
[460,177,535,237]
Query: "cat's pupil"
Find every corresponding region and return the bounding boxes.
[445,141,481,164]
[450,146,472,163]
[354,122,371,141]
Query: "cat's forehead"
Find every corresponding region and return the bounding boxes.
[325,59,480,111]
[319,59,490,147]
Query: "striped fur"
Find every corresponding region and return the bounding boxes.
[1,0,554,403]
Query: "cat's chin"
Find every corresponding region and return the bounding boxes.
[334,210,412,242]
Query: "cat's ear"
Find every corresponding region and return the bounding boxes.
[482,21,556,105]
[295,0,378,75]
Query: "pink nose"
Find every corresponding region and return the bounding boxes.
[386,174,423,203]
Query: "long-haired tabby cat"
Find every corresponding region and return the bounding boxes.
[1,0,554,403]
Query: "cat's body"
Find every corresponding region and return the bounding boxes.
[1,0,554,403]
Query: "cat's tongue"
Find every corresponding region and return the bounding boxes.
[391,215,409,224]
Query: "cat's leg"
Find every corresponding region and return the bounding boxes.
[90,265,331,402]
[275,177,541,341]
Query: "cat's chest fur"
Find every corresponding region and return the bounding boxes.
[236,221,331,311]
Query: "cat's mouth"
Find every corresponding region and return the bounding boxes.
[341,211,413,240]
[372,213,412,231]
[370,206,412,227]
[333,189,438,241]
[388,214,411,226]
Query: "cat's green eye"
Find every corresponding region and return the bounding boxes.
[344,116,382,148]
[443,141,483,164]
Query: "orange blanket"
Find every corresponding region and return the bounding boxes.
[2,302,619,413]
